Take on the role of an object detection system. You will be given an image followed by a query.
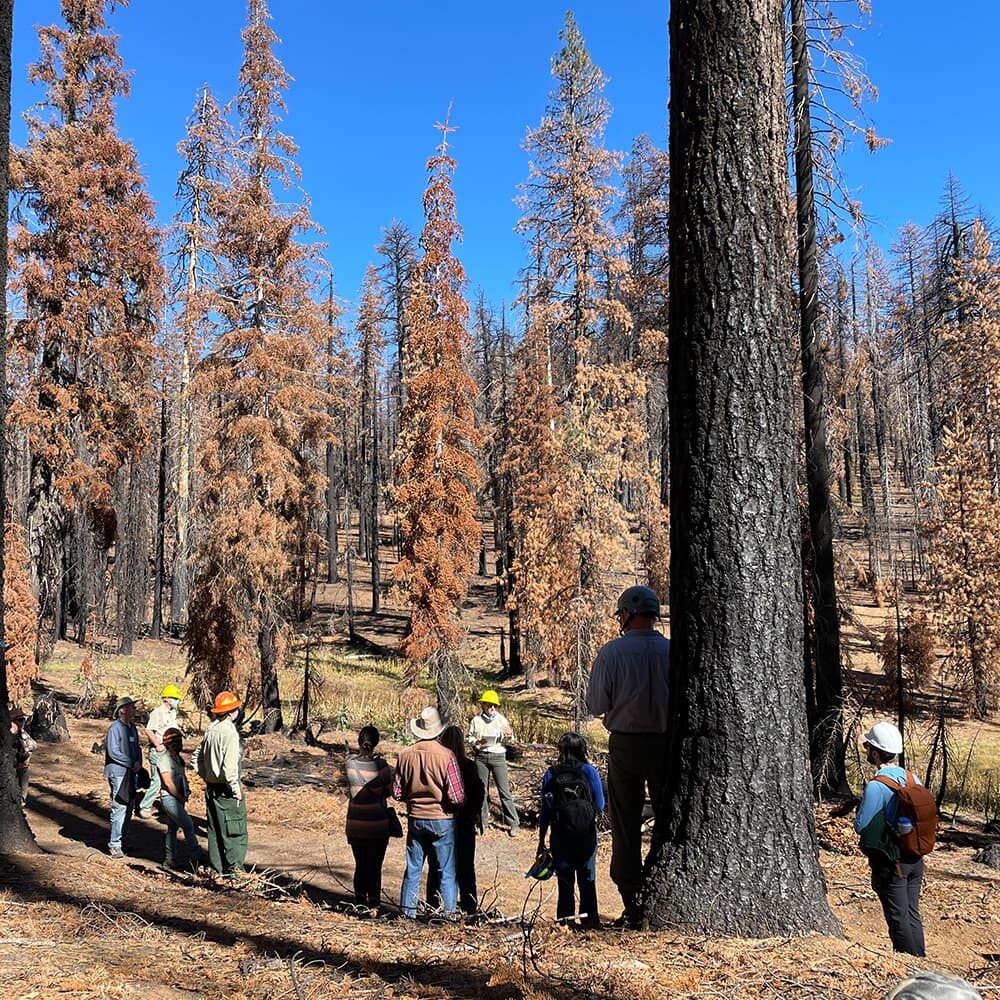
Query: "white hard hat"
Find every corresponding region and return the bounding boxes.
[883,971,983,1000]
[863,721,903,756]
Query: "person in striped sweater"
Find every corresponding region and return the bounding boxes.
[345,726,395,912]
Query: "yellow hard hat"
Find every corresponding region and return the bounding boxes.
[162,684,183,700]
[480,690,500,706]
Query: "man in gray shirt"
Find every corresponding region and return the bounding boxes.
[586,585,670,928]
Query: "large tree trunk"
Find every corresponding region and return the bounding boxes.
[259,600,283,733]
[644,0,839,936]
[790,0,847,798]
[0,0,41,855]
[150,396,168,639]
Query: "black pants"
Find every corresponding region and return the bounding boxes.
[553,838,599,926]
[869,856,925,956]
[350,838,389,908]
[428,819,478,914]
[607,731,669,911]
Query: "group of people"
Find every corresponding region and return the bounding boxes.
[102,687,247,874]
[341,583,672,927]
[33,581,930,948]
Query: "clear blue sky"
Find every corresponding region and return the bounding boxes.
[10,2,1000,319]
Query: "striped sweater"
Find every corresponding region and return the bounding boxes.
[345,753,394,841]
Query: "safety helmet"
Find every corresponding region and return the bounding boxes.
[525,848,554,881]
[211,691,242,715]
[162,684,183,700]
[616,585,661,618]
[863,722,903,756]
[883,972,983,1000]
[480,690,500,707]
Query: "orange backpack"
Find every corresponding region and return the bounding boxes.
[874,770,938,861]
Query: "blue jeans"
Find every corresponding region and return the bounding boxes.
[400,817,456,918]
[108,772,135,851]
[161,792,199,863]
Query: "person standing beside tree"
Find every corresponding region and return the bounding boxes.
[137,684,183,818]
[585,585,670,928]
[854,722,932,957]
[104,696,142,859]
[468,690,519,837]
[9,706,37,806]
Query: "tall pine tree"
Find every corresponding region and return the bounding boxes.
[393,120,481,720]
[9,0,161,654]
[187,0,331,728]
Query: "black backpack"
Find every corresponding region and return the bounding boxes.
[547,762,596,839]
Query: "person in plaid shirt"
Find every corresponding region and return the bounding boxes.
[393,706,466,918]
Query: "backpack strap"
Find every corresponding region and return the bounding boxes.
[873,774,901,792]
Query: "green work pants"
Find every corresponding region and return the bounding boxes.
[204,785,248,875]
[606,731,669,912]
[475,753,519,832]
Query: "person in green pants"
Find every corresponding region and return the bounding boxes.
[193,690,247,875]
[468,690,519,837]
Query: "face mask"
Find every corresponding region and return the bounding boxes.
[168,698,180,710]
[482,706,496,720]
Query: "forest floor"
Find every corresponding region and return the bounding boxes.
[3,688,1000,999]
[5,500,1000,997]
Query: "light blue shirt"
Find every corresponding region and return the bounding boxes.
[854,765,921,833]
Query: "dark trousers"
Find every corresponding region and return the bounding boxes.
[204,786,248,875]
[607,731,669,910]
[428,818,478,913]
[475,754,519,832]
[553,841,599,926]
[349,838,389,908]
[870,857,926,956]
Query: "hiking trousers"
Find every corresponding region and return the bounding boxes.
[606,731,669,911]
[870,857,926,956]
[139,747,163,812]
[204,785,248,875]
[475,753,519,832]
[553,840,599,927]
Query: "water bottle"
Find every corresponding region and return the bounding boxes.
[896,816,914,837]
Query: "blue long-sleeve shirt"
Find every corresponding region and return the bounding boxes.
[854,765,921,834]
[538,762,605,830]
[103,720,141,779]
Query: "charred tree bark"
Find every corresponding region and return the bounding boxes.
[150,396,168,639]
[0,0,41,854]
[790,0,847,797]
[259,599,283,733]
[644,0,839,936]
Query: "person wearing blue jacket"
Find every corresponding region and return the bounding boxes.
[104,697,143,859]
[536,732,606,929]
[854,721,926,957]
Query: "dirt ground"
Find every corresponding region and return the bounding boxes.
[2,710,998,1000]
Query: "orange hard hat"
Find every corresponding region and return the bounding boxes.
[211,691,242,715]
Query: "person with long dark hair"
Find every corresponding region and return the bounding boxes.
[428,725,485,915]
[345,725,394,913]
[536,732,605,929]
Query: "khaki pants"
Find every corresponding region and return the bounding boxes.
[205,785,248,875]
[607,732,669,911]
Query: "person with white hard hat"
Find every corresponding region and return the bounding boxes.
[854,721,926,956]
[883,972,982,1000]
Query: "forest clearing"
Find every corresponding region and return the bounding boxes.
[2,0,1000,998]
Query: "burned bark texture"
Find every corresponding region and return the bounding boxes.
[0,0,41,855]
[790,0,847,797]
[644,0,839,936]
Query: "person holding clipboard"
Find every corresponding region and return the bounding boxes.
[467,690,520,837]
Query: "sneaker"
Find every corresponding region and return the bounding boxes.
[507,828,519,839]
[108,846,126,860]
